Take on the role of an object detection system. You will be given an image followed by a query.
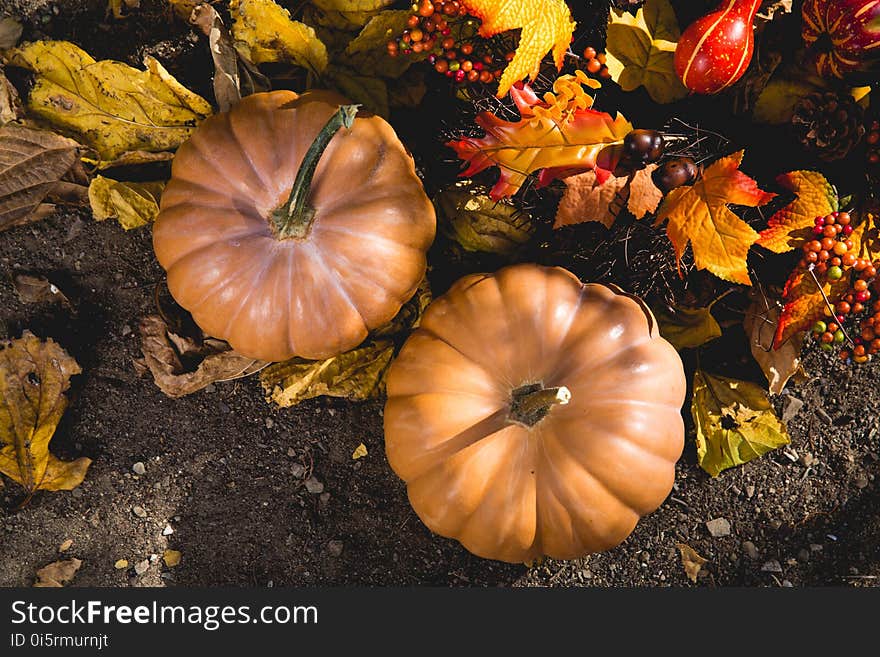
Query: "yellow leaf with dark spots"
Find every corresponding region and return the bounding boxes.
[6,41,211,168]
[88,176,165,230]
[0,333,90,494]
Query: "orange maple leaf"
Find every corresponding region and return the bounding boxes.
[774,218,878,348]
[461,0,576,97]
[655,151,776,285]
[757,171,839,254]
[447,72,632,199]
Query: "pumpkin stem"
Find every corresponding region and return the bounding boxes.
[508,384,571,427]
[271,103,360,240]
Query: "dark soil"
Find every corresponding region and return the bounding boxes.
[1,0,879,587]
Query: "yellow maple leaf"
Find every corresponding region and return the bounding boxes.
[0,333,91,496]
[461,0,576,97]
[89,176,165,230]
[655,151,775,285]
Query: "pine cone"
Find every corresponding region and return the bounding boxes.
[792,91,865,162]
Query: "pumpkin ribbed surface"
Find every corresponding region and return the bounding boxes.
[384,264,686,562]
[153,90,436,362]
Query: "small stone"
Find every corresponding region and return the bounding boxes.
[781,395,804,422]
[815,408,833,424]
[327,540,344,557]
[163,550,182,568]
[761,560,783,573]
[204,383,216,394]
[121,325,132,337]
[291,463,305,478]
[782,580,793,587]
[132,462,146,476]
[319,492,331,505]
[286,448,296,458]
[304,477,324,494]
[706,517,731,537]
[799,452,815,467]
[810,543,823,552]
[132,506,147,519]
[797,548,811,562]
[854,473,869,489]
[769,518,783,530]
[746,485,755,499]
[134,560,150,576]
[114,559,129,570]
[265,418,274,429]
[71,488,83,498]
[59,539,73,552]
[162,524,174,536]
[742,541,759,560]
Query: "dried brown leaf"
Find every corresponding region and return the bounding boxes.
[138,315,266,398]
[34,558,82,587]
[676,543,708,583]
[744,290,804,395]
[0,124,81,232]
[555,165,660,229]
[12,273,73,310]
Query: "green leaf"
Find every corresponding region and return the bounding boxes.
[655,303,722,351]
[436,184,535,255]
[692,370,790,477]
[88,176,165,230]
[261,340,395,407]
[229,0,328,75]
[604,0,688,104]
[753,76,822,125]
[323,66,389,117]
[6,41,212,167]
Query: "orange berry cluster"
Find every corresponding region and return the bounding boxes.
[804,212,880,363]
[387,0,513,84]
[581,47,611,80]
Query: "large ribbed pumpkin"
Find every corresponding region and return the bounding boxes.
[384,264,686,563]
[153,91,436,362]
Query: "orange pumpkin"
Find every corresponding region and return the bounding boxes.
[384,264,685,563]
[153,91,436,362]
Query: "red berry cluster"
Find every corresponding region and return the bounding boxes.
[581,47,611,80]
[804,211,880,363]
[387,0,513,84]
[867,119,880,168]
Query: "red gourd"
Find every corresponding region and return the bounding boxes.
[802,0,880,80]
[674,0,763,95]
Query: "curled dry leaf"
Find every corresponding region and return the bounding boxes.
[0,69,22,126]
[12,273,73,310]
[34,558,82,587]
[692,370,790,477]
[229,0,328,75]
[744,289,804,394]
[676,543,708,583]
[372,278,431,338]
[604,0,688,104]
[0,124,81,232]
[261,340,395,408]
[88,176,165,230]
[0,332,91,494]
[436,184,534,255]
[190,3,269,112]
[138,315,267,398]
[6,41,212,168]
[554,164,661,229]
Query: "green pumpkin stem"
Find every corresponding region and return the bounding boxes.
[272,104,360,240]
[509,384,571,427]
